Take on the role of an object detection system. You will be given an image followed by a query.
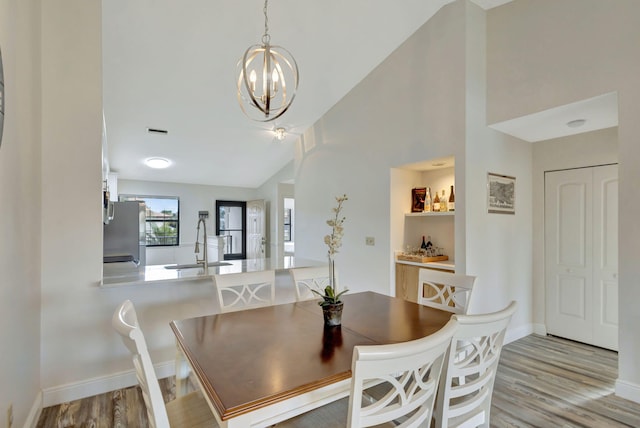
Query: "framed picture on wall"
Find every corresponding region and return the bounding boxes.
[487,173,515,214]
[411,187,426,212]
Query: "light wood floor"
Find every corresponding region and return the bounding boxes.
[37,334,640,427]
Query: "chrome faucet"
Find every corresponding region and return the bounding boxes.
[195,217,208,274]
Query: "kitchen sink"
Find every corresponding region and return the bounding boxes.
[164,262,232,270]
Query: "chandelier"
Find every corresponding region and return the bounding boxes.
[237,0,299,122]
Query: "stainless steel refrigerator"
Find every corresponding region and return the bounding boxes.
[103,201,146,266]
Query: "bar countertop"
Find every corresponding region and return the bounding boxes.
[101,257,324,287]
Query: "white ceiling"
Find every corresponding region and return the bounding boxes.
[103,0,527,189]
[489,92,619,142]
[103,0,452,188]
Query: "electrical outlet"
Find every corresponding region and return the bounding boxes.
[7,403,13,428]
[365,236,375,246]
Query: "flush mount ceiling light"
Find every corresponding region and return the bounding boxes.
[273,127,287,141]
[566,119,587,128]
[237,0,299,122]
[145,157,171,169]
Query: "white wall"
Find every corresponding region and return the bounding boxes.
[463,1,533,333]
[118,179,256,264]
[0,0,41,425]
[295,0,466,296]
[487,0,640,402]
[295,1,534,344]
[40,0,106,403]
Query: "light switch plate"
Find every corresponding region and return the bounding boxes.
[365,237,375,246]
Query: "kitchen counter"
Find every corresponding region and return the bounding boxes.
[101,257,325,287]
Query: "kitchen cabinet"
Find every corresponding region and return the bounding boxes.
[395,261,455,303]
[396,262,420,303]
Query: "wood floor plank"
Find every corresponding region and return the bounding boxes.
[35,334,640,427]
[493,335,640,427]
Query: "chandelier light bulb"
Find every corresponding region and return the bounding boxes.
[249,70,257,93]
[274,127,286,141]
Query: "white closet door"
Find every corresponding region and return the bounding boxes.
[592,165,618,350]
[545,168,594,345]
[545,165,618,351]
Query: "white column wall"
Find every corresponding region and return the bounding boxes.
[254,161,295,259]
[0,0,41,425]
[463,2,533,333]
[487,0,640,401]
[40,0,106,400]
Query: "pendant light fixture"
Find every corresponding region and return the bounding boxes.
[237,0,299,122]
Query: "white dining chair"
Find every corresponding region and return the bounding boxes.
[213,270,276,313]
[289,266,333,301]
[433,300,517,428]
[112,300,217,428]
[417,269,477,315]
[278,318,459,427]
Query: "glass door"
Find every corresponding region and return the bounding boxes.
[216,200,246,260]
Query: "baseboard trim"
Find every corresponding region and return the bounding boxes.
[615,379,640,404]
[24,391,43,428]
[532,323,547,336]
[42,360,174,407]
[505,323,533,345]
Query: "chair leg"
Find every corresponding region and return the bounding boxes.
[175,342,190,397]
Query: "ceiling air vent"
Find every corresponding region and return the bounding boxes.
[147,127,168,134]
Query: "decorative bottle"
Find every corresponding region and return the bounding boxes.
[448,185,455,211]
[440,189,448,212]
[421,236,428,250]
[433,191,440,212]
[424,187,432,212]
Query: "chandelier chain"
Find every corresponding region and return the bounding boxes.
[262,0,271,44]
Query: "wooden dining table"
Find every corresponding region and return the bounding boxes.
[170,291,452,428]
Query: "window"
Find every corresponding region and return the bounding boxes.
[120,195,179,246]
[216,200,246,260]
[284,208,292,242]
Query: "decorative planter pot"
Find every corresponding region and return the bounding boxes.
[322,302,344,327]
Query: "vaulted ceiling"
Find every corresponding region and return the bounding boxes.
[103,0,513,188]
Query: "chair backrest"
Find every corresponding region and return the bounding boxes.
[213,270,276,313]
[434,301,517,428]
[112,300,170,428]
[417,269,476,315]
[347,319,458,428]
[289,266,332,301]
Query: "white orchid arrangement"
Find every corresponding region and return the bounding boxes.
[312,194,349,307]
[324,194,348,258]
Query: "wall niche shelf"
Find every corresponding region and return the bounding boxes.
[405,211,454,217]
